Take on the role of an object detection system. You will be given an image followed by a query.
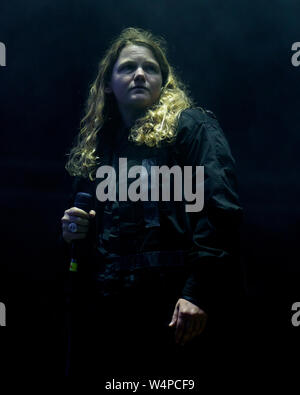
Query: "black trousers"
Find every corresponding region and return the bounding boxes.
[66,289,216,378]
[65,273,244,381]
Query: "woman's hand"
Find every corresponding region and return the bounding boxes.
[169,298,207,346]
[61,207,96,244]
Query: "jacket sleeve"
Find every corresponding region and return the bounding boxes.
[174,108,243,310]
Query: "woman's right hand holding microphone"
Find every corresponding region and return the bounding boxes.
[61,207,96,244]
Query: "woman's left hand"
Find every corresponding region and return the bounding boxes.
[169,298,207,346]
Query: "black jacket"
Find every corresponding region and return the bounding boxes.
[65,107,243,310]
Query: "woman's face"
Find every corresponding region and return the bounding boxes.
[106,45,163,117]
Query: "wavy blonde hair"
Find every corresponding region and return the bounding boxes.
[66,27,197,180]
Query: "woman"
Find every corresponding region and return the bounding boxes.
[61,27,243,377]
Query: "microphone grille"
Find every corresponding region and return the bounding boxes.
[74,192,93,212]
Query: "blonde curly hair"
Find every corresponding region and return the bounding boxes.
[66,27,198,180]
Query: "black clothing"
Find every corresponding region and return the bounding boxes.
[68,107,242,307]
[64,107,243,377]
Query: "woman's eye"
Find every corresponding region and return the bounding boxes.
[120,64,134,72]
[119,64,159,73]
[145,65,157,73]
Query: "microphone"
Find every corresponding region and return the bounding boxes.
[69,192,93,272]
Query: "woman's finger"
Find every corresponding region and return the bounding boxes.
[198,314,207,334]
[175,314,185,345]
[64,207,91,219]
[180,318,193,346]
[62,223,89,233]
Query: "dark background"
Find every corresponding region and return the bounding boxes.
[1,0,299,378]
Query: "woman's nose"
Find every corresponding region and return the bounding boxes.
[134,67,146,80]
